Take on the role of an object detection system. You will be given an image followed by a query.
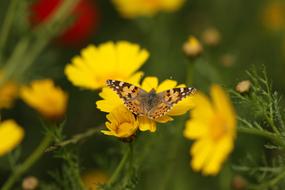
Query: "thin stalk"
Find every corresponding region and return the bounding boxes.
[237,127,285,148]
[0,0,19,58]
[106,144,132,188]
[46,126,102,152]
[1,133,53,190]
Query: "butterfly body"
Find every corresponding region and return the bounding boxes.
[106,80,196,119]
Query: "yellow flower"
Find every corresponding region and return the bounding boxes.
[0,120,24,156]
[184,85,236,175]
[112,0,185,18]
[64,41,149,90]
[0,81,18,109]
[20,79,68,120]
[97,76,195,133]
[102,106,139,138]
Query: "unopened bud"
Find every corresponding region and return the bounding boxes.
[220,54,236,67]
[202,27,221,46]
[231,175,247,190]
[182,36,203,58]
[22,176,39,190]
[236,80,251,93]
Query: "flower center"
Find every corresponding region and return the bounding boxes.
[210,114,227,141]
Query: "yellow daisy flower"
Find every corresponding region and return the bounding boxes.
[64,41,149,90]
[0,120,24,156]
[102,105,139,138]
[112,0,185,18]
[184,84,236,175]
[20,79,68,120]
[97,76,195,133]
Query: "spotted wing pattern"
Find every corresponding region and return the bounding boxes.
[106,80,145,116]
[148,87,196,119]
[106,80,196,119]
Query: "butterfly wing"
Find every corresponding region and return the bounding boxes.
[148,87,196,119]
[106,80,146,116]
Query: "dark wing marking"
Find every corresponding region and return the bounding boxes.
[106,79,145,116]
[148,87,196,119]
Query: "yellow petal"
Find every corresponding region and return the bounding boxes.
[65,41,149,90]
[102,106,138,138]
[203,137,233,175]
[168,95,195,116]
[156,79,177,92]
[0,120,24,156]
[191,92,214,120]
[127,72,144,85]
[211,85,236,131]
[191,139,213,171]
[116,41,149,77]
[184,119,208,139]
[155,115,173,123]
[141,77,158,92]
[96,88,123,112]
[138,117,157,132]
[20,79,68,120]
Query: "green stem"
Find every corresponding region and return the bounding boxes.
[106,144,132,188]
[0,0,19,59]
[46,126,102,152]
[237,127,285,148]
[265,115,280,135]
[1,133,53,190]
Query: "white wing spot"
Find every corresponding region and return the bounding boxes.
[119,81,124,86]
[180,88,184,92]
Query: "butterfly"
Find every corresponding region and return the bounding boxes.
[106,80,196,120]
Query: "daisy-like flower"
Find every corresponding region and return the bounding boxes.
[97,76,195,133]
[102,106,139,138]
[64,41,149,90]
[184,84,236,175]
[112,0,185,18]
[0,120,24,156]
[20,79,68,120]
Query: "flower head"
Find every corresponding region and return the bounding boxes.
[65,41,149,90]
[112,0,185,18]
[20,79,68,120]
[184,84,236,175]
[97,76,195,133]
[102,106,139,138]
[0,120,24,156]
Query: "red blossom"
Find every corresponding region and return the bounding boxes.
[30,0,100,47]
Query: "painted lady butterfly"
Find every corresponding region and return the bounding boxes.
[106,80,196,119]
